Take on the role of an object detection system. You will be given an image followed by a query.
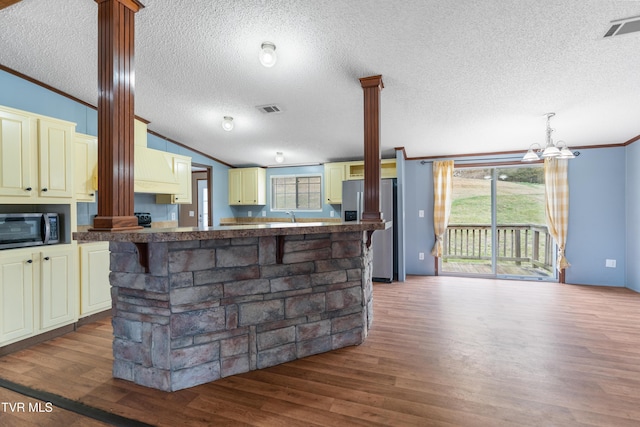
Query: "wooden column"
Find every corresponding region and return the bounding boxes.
[359,75,384,222]
[91,0,144,231]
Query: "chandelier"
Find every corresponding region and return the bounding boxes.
[522,113,575,162]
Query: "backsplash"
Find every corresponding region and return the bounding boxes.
[76,194,179,226]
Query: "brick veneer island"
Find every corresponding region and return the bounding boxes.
[74,221,388,391]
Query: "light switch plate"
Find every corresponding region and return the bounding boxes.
[419,210,424,218]
[605,259,616,268]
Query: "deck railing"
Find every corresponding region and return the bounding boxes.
[443,224,554,271]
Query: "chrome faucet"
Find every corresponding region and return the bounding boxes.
[285,211,296,223]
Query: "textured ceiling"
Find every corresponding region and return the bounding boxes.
[0,0,639,167]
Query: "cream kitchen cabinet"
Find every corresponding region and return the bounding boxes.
[0,244,77,347]
[74,133,98,202]
[79,242,111,317]
[0,107,36,198]
[156,154,192,204]
[323,162,348,204]
[345,159,397,180]
[0,249,35,345]
[228,167,266,205]
[39,245,76,330]
[0,105,74,201]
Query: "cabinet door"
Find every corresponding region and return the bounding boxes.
[228,168,243,205]
[241,168,259,204]
[0,108,35,197]
[79,243,111,316]
[38,118,74,198]
[74,134,97,201]
[172,156,192,204]
[0,252,34,345]
[324,163,345,204]
[40,246,76,330]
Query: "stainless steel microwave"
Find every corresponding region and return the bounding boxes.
[0,213,60,250]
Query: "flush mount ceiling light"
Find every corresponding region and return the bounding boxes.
[522,113,576,162]
[221,116,234,131]
[274,152,285,163]
[259,42,277,67]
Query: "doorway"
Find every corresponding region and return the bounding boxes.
[178,165,212,228]
[440,165,555,280]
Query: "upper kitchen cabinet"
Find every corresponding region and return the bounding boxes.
[0,107,35,198]
[74,133,97,202]
[228,167,266,205]
[38,118,74,198]
[0,105,74,201]
[156,153,192,204]
[345,159,397,180]
[324,162,348,204]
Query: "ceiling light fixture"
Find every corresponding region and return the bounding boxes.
[274,152,285,163]
[259,42,277,67]
[522,113,576,162]
[222,116,234,131]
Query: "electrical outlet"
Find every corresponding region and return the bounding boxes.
[262,211,266,217]
[189,210,195,217]
[330,211,334,217]
[419,252,425,260]
[171,212,176,220]
[606,259,616,268]
[248,211,252,217]
[418,210,425,218]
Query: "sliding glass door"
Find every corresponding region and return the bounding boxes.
[440,165,555,280]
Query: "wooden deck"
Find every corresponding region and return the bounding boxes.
[442,261,555,278]
[2,276,640,426]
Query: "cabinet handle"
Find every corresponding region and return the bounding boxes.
[25,187,32,191]
[26,259,33,264]
[42,187,48,192]
[44,257,50,261]
[89,193,95,196]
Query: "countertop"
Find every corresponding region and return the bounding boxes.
[73,221,390,243]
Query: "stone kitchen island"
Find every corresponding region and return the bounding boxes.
[74,221,387,391]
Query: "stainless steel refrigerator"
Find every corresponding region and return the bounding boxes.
[342,179,396,282]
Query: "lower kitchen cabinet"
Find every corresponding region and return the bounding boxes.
[40,245,76,330]
[79,242,111,316]
[0,244,77,347]
[0,250,35,345]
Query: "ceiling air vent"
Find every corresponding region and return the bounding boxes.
[604,16,640,38]
[256,104,282,114]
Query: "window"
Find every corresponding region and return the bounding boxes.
[271,175,322,211]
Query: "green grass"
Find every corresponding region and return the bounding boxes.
[449,177,545,226]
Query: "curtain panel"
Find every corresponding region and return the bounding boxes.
[431,160,454,257]
[544,158,570,270]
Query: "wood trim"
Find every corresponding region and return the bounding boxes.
[0,0,21,11]
[95,0,144,12]
[394,147,407,160]
[147,129,234,168]
[623,134,640,146]
[360,75,384,223]
[407,141,633,162]
[0,64,95,109]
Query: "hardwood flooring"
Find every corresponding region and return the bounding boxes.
[2,276,640,426]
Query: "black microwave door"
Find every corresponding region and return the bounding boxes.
[0,216,43,246]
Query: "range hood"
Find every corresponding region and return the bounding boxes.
[134,147,180,194]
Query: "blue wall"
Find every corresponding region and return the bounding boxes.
[0,69,232,226]
[626,142,640,292]
[565,147,626,287]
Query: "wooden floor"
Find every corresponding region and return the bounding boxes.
[2,276,640,426]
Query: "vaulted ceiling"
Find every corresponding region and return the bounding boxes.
[1,0,639,167]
